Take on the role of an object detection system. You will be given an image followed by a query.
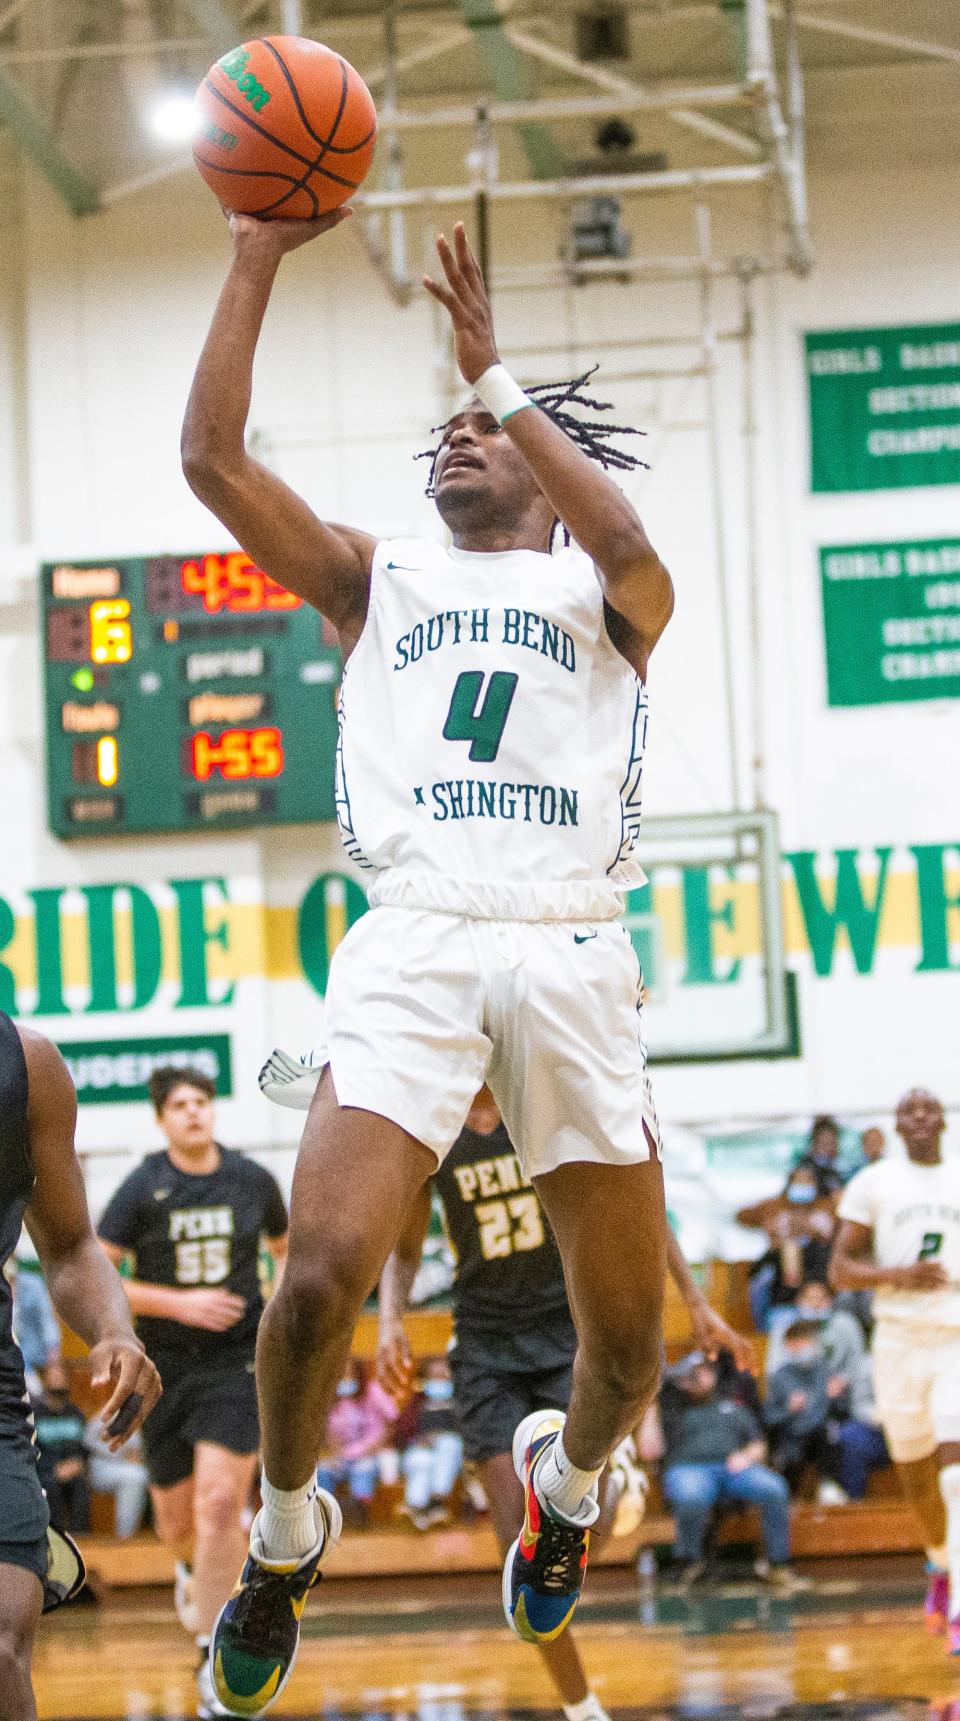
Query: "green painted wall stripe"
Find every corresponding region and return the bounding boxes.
[0,72,98,218]
[457,0,567,180]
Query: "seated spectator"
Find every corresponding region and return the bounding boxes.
[660,1353,806,1592]
[31,1361,90,1534]
[836,1354,890,1501]
[397,1357,464,1530]
[793,1115,846,1195]
[317,1358,398,1525]
[764,1319,848,1502]
[765,1279,866,1378]
[83,1422,150,1539]
[739,1166,838,1331]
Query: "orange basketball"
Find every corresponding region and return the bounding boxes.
[193,36,376,218]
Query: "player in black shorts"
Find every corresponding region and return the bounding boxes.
[0,1014,160,1721]
[378,1086,752,1721]
[97,1065,287,1718]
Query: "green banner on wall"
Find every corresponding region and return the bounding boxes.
[807,323,960,492]
[820,537,960,706]
[59,1034,232,1104]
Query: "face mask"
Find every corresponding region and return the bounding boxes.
[790,1345,820,1367]
[798,1307,829,1323]
[787,1185,816,1204]
[336,1380,360,1398]
[423,1378,454,1401]
[811,1150,835,1166]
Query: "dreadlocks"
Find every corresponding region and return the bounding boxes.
[416,366,648,502]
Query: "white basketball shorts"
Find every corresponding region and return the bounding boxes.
[322,888,662,1180]
[872,1322,960,1462]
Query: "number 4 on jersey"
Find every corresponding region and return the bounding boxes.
[443,671,518,763]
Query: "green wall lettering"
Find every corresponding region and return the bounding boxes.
[27,889,68,1015]
[681,866,742,985]
[910,844,960,972]
[0,896,16,1013]
[786,848,892,977]
[298,872,368,996]
[82,886,163,1012]
[171,878,234,1008]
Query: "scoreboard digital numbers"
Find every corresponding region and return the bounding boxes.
[42,553,342,837]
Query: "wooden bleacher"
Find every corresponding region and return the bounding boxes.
[68,1259,924,1589]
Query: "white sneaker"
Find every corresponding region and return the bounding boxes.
[258,1047,324,1111]
[608,1434,649,1537]
[175,1559,199,1635]
[816,1480,849,1506]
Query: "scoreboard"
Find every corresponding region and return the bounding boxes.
[42,553,342,838]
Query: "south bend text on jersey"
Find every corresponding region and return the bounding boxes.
[393,606,577,673]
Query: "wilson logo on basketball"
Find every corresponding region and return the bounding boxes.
[217,48,272,113]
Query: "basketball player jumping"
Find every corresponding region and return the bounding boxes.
[830,1089,960,1656]
[183,211,674,1716]
[0,1014,161,1721]
[378,1086,753,1721]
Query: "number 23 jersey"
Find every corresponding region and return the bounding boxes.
[97,1148,288,1363]
[336,540,648,891]
[433,1123,572,1339]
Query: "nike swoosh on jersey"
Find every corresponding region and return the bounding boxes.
[153,1188,171,1200]
[386,562,417,571]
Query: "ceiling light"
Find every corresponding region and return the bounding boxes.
[149,92,199,145]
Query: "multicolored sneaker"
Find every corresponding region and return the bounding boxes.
[502,1410,596,1645]
[210,1488,341,1716]
[926,1565,950,1634]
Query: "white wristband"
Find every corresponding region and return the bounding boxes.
[473,362,533,426]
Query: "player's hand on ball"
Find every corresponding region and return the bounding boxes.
[423,221,499,385]
[229,208,352,259]
[89,1337,161,1450]
[175,1287,247,1331]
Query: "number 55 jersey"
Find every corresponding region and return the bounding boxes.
[97,1148,288,1367]
[336,540,648,918]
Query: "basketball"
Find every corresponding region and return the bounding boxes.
[192,36,376,219]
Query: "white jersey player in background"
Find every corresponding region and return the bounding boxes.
[831,1089,960,1656]
[182,211,674,1716]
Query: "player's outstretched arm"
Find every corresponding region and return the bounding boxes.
[830,1219,950,1294]
[18,1029,161,1448]
[376,1182,432,1399]
[182,213,375,652]
[666,1228,756,1373]
[424,222,674,674]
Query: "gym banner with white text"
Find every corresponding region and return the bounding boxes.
[807,323,960,492]
[820,537,960,706]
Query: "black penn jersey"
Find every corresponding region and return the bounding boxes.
[0,1013,33,1395]
[97,1148,287,1366]
[433,1124,571,1337]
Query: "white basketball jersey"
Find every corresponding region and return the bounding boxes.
[838,1158,960,1331]
[335,539,647,899]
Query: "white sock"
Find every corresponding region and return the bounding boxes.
[939,1463,960,1617]
[564,1694,610,1721]
[259,1474,321,1562]
[535,1430,602,1525]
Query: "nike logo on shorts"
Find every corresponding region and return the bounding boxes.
[574,932,598,944]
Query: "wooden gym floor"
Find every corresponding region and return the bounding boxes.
[33,1558,958,1721]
